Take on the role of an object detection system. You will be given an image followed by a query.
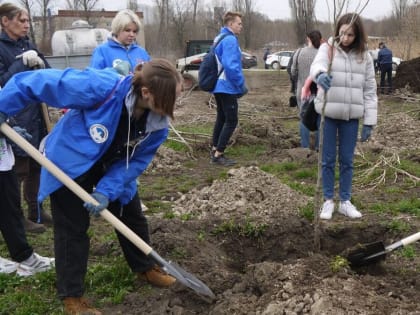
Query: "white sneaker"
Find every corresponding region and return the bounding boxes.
[320,200,335,220]
[16,253,55,277]
[0,256,18,274]
[338,200,362,218]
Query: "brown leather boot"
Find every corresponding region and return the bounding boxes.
[23,218,46,234]
[63,297,102,315]
[137,265,176,287]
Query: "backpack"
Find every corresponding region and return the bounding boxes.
[198,34,231,92]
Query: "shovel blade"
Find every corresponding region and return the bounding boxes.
[346,241,387,267]
[150,250,216,301]
[165,261,216,301]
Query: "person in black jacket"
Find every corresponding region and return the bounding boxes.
[0,3,52,233]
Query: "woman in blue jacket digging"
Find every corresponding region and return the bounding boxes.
[0,59,182,314]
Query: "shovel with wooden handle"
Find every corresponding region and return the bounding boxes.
[346,231,420,268]
[0,122,216,301]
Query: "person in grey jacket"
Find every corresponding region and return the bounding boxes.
[309,13,377,220]
[291,30,322,149]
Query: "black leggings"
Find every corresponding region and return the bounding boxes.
[51,165,153,298]
[212,93,239,153]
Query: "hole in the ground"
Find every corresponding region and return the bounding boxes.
[212,218,390,273]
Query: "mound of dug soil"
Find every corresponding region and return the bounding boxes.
[394,57,420,93]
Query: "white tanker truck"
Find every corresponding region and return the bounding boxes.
[46,20,110,69]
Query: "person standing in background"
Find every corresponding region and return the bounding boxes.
[90,9,150,73]
[210,11,248,166]
[90,8,151,213]
[377,42,393,94]
[0,88,54,275]
[0,3,51,233]
[310,13,377,220]
[263,47,270,69]
[291,30,322,149]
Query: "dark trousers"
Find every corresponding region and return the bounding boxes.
[380,63,393,93]
[0,170,33,262]
[50,164,154,298]
[212,93,239,153]
[14,156,41,219]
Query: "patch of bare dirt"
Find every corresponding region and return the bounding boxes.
[100,71,419,315]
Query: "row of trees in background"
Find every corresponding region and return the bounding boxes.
[14,0,420,61]
[145,0,419,61]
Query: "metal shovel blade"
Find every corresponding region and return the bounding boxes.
[150,250,216,301]
[346,241,386,268]
[346,232,420,268]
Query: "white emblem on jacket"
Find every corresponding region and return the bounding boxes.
[89,124,108,143]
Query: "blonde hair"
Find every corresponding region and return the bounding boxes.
[111,9,141,36]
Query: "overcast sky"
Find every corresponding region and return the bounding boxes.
[93,0,394,22]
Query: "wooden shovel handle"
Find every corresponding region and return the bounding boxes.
[401,232,420,247]
[41,103,53,133]
[0,122,153,255]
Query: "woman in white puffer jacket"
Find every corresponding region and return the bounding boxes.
[309,13,377,220]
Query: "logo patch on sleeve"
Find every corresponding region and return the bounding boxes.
[89,124,108,143]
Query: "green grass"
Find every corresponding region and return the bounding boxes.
[330,256,349,272]
[399,245,417,260]
[166,124,213,152]
[225,144,267,161]
[0,271,60,314]
[260,161,318,196]
[370,198,420,217]
[299,202,315,221]
[387,219,411,233]
[140,174,199,200]
[211,218,267,238]
[86,256,134,304]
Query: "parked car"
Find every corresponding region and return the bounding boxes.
[265,50,294,70]
[242,51,258,69]
[176,39,257,89]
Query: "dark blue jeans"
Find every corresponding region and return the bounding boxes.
[51,163,154,299]
[0,170,33,262]
[212,93,239,153]
[380,63,392,93]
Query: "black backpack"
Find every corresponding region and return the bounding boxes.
[198,34,231,92]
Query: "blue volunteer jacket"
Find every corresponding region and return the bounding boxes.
[377,46,393,65]
[213,27,245,94]
[90,38,150,72]
[0,67,169,205]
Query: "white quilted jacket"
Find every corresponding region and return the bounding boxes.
[310,38,377,126]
